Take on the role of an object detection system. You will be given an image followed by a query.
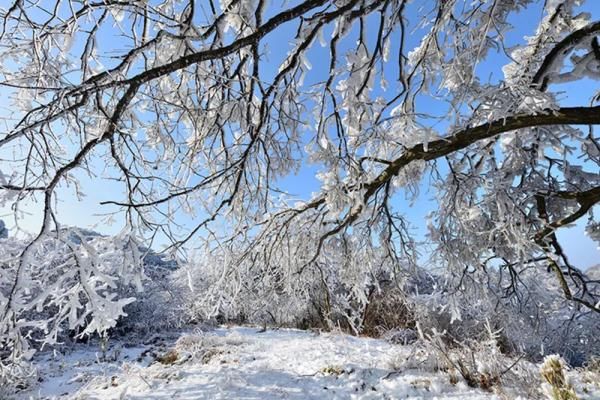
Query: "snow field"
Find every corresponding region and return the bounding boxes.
[18,326,600,400]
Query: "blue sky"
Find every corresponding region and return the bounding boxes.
[0,0,598,267]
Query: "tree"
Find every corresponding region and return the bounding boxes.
[1,0,599,365]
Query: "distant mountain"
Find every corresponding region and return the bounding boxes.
[60,227,178,271]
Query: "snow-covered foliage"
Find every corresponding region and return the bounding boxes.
[412,268,600,367]
[0,230,144,389]
[174,231,425,336]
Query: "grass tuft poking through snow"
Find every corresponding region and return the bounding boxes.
[541,355,579,400]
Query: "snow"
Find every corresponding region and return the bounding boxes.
[16,327,498,400]
[15,326,600,400]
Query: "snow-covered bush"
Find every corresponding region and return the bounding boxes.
[0,356,36,398]
[172,250,329,329]
[113,255,184,338]
[389,321,543,397]
[415,324,502,389]
[0,229,144,391]
[173,233,427,336]
[361,283,417,337]
[407,262,600,368]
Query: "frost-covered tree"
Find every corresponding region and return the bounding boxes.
[1,0,600,368]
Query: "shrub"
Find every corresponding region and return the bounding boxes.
[0,230,145,393]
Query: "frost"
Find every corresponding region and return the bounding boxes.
[382,37,391,62]
[585,221,600,247]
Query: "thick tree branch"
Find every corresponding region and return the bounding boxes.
[363,106,600,201]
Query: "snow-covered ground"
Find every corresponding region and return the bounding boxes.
[15,326,600,400]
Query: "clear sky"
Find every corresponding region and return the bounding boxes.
[0,0,598,268]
